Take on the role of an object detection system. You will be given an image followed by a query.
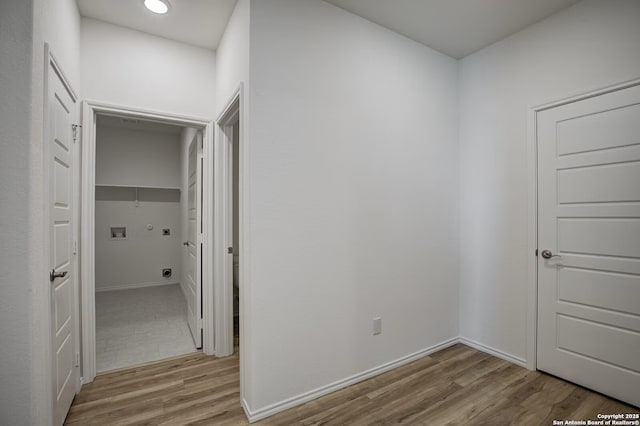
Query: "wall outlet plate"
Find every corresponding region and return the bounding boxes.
[373,317,382,335]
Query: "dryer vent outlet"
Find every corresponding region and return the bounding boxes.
[162,268,172,278]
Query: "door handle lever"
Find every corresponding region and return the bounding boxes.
[183,241,189,246]
[540,249,561,259]
[50,269,68,282]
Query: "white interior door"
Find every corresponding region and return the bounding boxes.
[186,132,203,348]
[47,61,79,425]
[537,83,640,407]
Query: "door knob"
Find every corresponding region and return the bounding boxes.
[541,249,560,259]
[50,269,68,282]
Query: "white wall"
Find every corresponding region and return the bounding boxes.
[215,0,250,118]
[43,0,81,91]
[95,125,182,291]
[95,189,182,291]
[214,0,252,405]
[458,0,640,362]
[1,0,81,423]
[96,125,182,188]
[81,18,216,119]
[0,1,37,422]
[246,0,459,414]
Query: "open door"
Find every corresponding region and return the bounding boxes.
[46,49,80,425]
[185,131,203,348]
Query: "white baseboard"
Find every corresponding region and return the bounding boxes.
[243,336,459,423]
[242,336,529,423]
[95,281,179,292]
[458,336,527,368]
[241,398,252,423]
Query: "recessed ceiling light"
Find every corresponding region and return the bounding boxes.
[144,0,170,14]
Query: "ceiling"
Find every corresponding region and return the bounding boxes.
[77,0,580,58]
[76,0,238,50]
[324,0,580,58]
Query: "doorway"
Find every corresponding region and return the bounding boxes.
[81,101,214,383]
[214,88,243,358]
[92,114,201,372]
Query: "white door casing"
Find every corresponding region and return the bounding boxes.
[225,123,234,347]
[214,88,242,358]
[537,83,640,407]
[46,52,80,426]
[81,101,215,383]
[186,132,203,348]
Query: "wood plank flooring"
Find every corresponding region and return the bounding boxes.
[65,344,638,425]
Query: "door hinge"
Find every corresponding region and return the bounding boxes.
[75,352,80,367]
[71,124,82,143]
[535,249,538,257]
[73,239,78,255]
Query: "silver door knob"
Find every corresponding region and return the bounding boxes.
[541,249,558,259]
[50,269,68,282]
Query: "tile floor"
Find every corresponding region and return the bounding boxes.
[95,284,197,372]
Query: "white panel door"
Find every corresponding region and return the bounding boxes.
[537,83,640,407]
[185,132,203,348]
[47,63,79,425]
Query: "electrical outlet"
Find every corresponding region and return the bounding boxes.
[162,268,172,278]
[373,317,382,335]
[162,228,171,236]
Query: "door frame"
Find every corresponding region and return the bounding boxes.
[525,77,640,371]
[214,84,244,358]
[80,100,215,383]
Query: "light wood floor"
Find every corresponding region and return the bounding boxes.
[65,343,637,425]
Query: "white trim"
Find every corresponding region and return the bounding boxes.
[458,337,527,368]
[83,101,211,125]
[525,105,539,371]
[214,84,250,419]
[214,85,243,358]
[216,86,242,123]
[47,47,78,102]
[80,101,97,384]
[201,124,215,356]
[80,100,214,383]
[525,77,640,373]
[530,78,640,112]
[41,44,55,426]
[95,184,181,191]
[244,337,459,423]
[241,398,252,424]
[95,281,180,292]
